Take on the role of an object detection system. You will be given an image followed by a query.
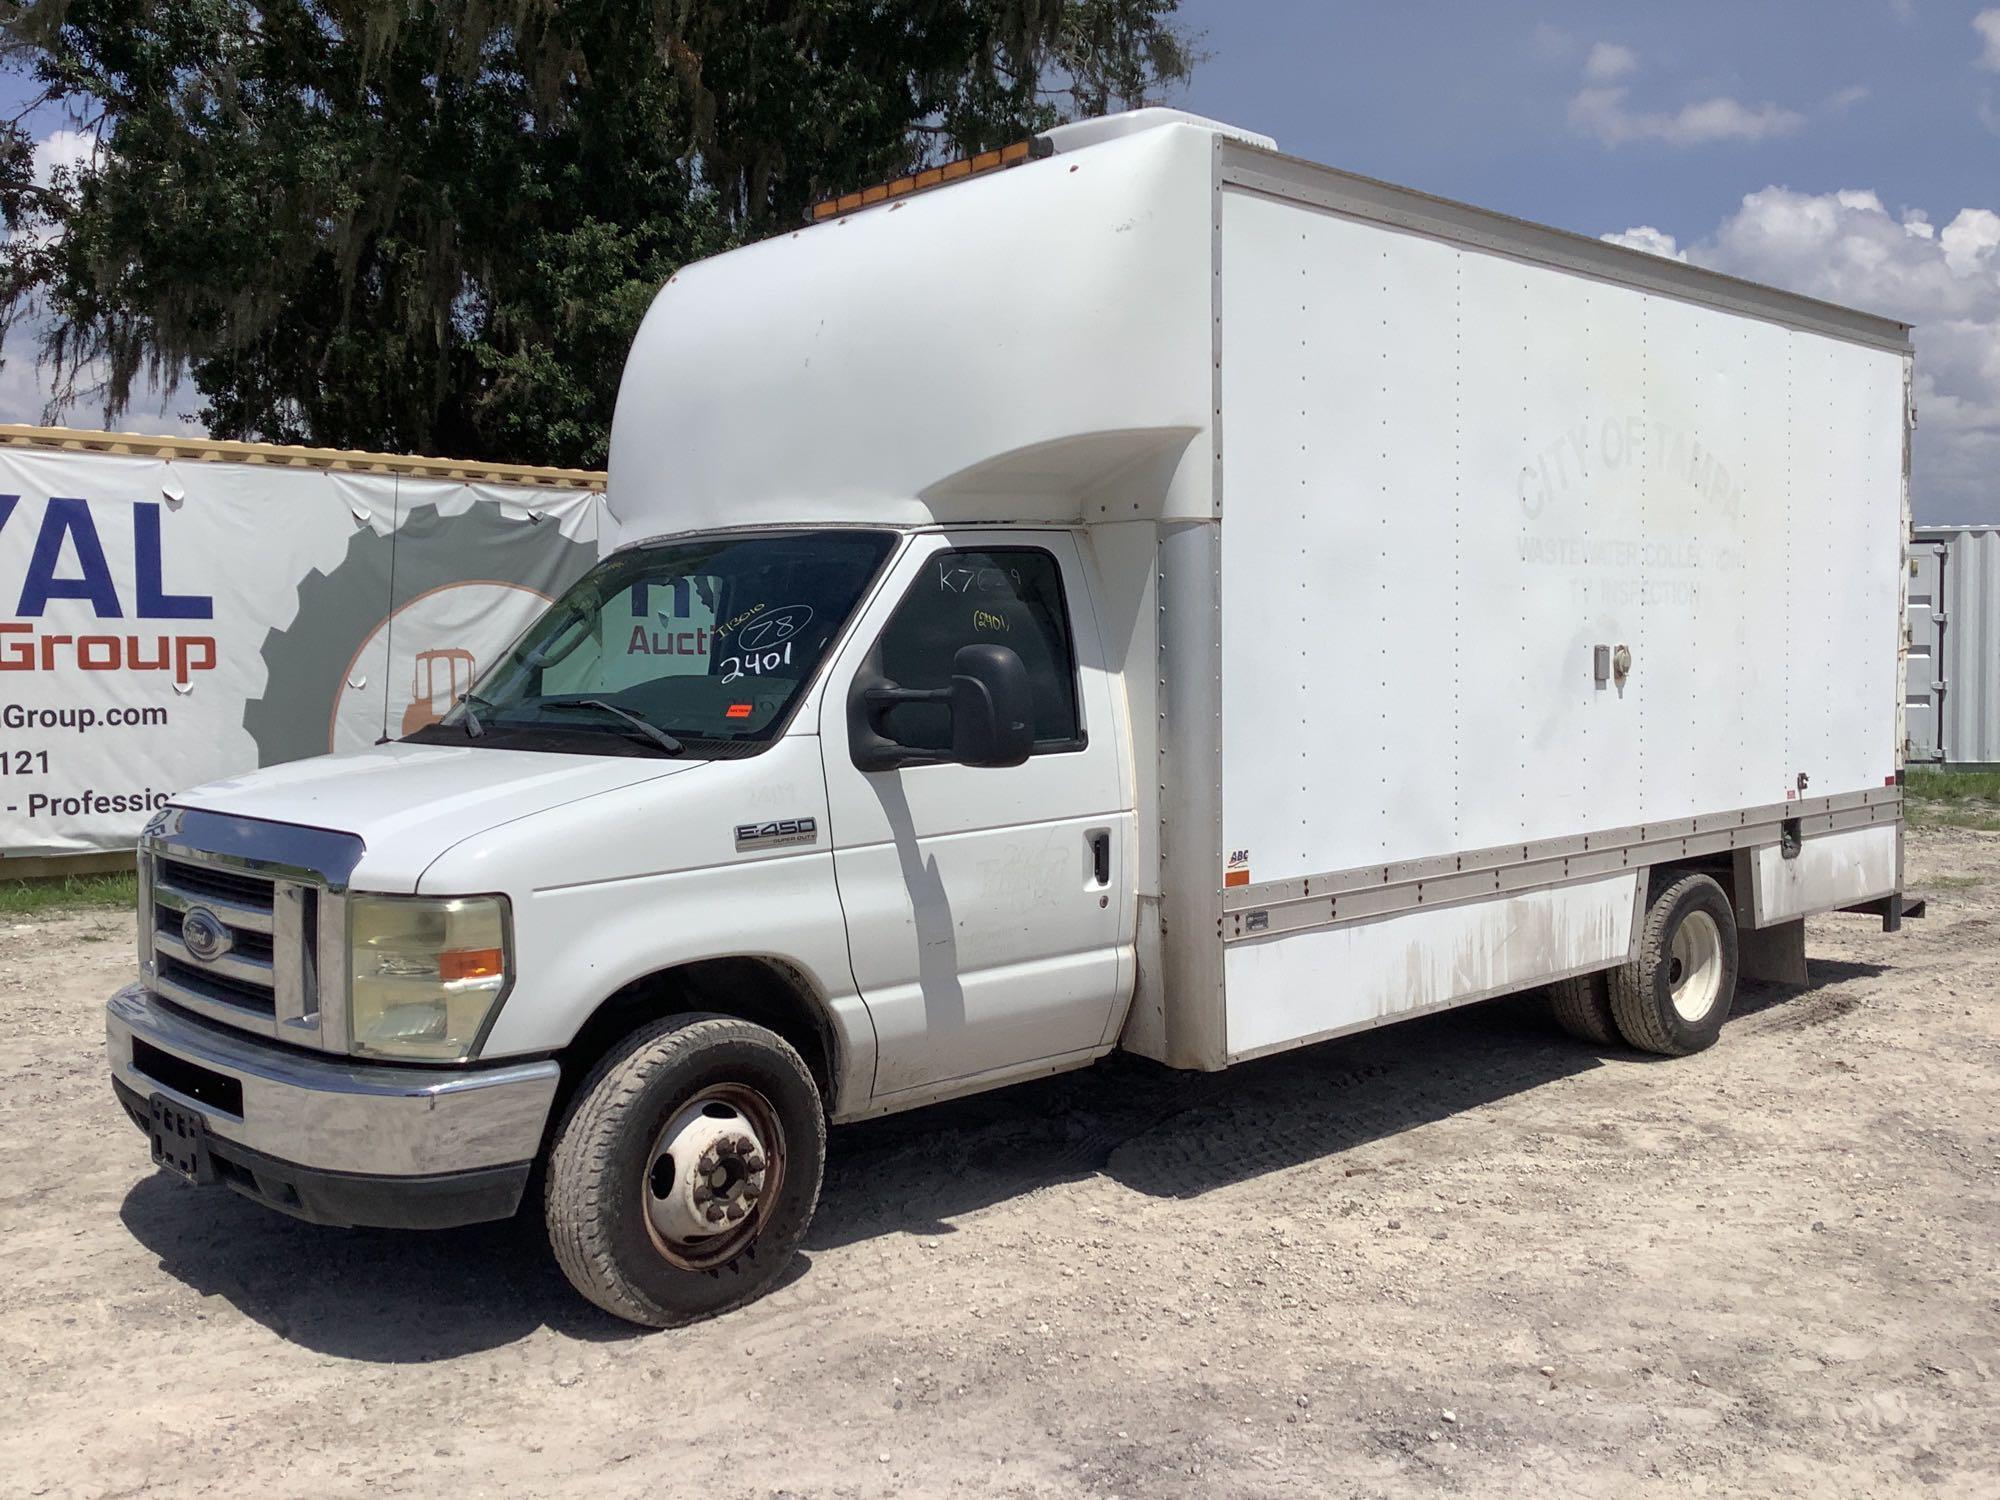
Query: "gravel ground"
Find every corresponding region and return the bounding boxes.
[2,827,1996,1498]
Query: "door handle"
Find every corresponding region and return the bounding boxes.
[1088,830,1111,888]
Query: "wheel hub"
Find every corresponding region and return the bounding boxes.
[1668,909,1724,1022]
[643,1089,780,1268]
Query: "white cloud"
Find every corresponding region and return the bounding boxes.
[1607,188,2000,520]
[31,128,98,187]
[1583,43,1638,83]
[1827,84,1870,111]
[0,127,202,435]
[8,128,102,257]
[0,327,202,433]
[1976,9,2000,71]
[1570,86,1806,146]
[1601,225,1687,261]
[1566,43,1806,147]
[1940,207,2000,273]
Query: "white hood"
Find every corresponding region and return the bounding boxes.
[174,741,701,892]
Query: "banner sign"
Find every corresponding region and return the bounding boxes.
[0,440,604,855]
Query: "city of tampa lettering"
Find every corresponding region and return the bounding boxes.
[0,497,216,684]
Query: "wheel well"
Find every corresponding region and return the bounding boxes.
[1643,856,1741,919]
[554,958,840,1124]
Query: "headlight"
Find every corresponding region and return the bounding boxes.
[348,895,512,1061]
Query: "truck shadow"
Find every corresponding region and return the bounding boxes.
[117,1173,639,1360]
[115,968,1888,1361]
[808,962,1889,1250]
[809,993,1583,1251]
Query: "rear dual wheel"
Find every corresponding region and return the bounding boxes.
[545,1015,825,1327]
[1550,873,1739,1056]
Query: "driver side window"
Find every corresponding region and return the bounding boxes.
[874,547,1084,754]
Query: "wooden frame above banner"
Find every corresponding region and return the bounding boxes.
[0,425,606,491]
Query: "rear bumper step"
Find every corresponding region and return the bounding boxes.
[1840,893,1924,930]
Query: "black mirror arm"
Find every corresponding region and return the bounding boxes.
[861,684,951,712]
[850,679,953,771]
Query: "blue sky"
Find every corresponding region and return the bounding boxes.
[4,2,1997,518]
[1175,1,1994,251]
[1172,0,2000,521]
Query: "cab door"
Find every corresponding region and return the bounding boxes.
[819,530,1134,1101]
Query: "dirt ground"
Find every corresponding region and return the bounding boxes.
[2,830,1996,1500]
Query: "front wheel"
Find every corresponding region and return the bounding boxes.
[545,1015,825,1327]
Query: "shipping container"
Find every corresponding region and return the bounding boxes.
[1908,526,2000,766]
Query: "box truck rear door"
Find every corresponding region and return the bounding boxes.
[819,531,1133,1100]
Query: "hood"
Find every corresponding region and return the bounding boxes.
[174,741,701,892]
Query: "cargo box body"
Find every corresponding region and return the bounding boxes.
[1132,132,1912,1070]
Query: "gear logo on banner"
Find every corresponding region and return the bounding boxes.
[243,503,597,766]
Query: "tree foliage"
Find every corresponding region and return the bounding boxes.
[0,0,1195,464]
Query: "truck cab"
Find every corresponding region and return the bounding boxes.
[110,515,1143,1324]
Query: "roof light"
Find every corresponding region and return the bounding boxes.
[809,138,1049,223]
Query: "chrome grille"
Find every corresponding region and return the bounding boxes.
[156,856,276,909]
[150,857,279,1018]
[137,809,362,1054]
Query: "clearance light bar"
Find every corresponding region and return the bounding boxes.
[809,137,1050,223]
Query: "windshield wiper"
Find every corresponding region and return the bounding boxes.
[458,691,496,739]
[568,699,685,755]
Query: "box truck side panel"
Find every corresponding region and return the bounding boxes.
[1450,247,1654,848]
[1790,337,1908,793]
[1223,871,1640,1057]
[1745,823,1898,926]
[1211,189,1462,876]
[1211,172,1906,1061]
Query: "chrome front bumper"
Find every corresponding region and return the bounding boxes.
[106,983,559,1179]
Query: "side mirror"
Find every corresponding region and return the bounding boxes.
[850,644,1034,771]
[947,644,1034,768]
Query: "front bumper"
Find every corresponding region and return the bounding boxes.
[106,983,559,1229]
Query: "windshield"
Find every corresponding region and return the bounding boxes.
[407,529,897,757]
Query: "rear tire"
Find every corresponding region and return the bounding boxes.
[545,1014,825,1328]
[1608,873,1739,1056]
[1549,972,1620,1046]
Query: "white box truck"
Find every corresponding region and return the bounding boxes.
[104,109,1913,1326]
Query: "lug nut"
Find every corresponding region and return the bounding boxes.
[744,1154,766,1173]
[705,1204,725,1223]
[692,1184,713,1205]
[725,1203,747,1221]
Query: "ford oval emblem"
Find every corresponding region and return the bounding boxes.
[181,907,233,964]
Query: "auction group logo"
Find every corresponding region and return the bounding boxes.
[0,496,216,685]
[242,503,596,766]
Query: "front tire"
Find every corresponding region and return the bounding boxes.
[1608,873,1739,1056]
[545,1015,825,1327]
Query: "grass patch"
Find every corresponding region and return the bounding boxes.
[0,871,137,917]
[1905,767,2000,804]
[1924,873,1985,890]
[1904,769,2000,831]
